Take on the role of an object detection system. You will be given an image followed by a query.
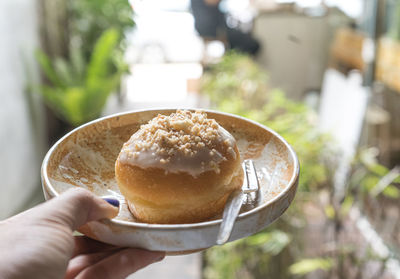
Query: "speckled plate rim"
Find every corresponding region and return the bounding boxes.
[42,108,299,230]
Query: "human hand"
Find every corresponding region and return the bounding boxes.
[0,188,165,279]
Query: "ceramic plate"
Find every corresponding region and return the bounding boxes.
[41,109,299,253]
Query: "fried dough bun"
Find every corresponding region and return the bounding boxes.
[115,110,243,224]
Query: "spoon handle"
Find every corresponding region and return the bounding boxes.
[216,160,259,245]
[216,189,244,245]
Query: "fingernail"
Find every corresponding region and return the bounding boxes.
[103,198,120,207]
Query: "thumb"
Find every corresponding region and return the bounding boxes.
[42,188,119,231]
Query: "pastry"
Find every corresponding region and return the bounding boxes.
[115,110,243,224]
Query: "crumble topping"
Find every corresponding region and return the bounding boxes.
[119,110,237,175]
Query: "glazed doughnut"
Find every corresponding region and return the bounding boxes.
[115,110,243,224]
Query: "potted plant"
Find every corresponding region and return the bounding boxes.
[35,28,126,127]
[34,0,134,144]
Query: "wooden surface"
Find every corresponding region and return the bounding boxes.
[376,37,400,93]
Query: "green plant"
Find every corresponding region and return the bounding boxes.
[68,0,134,60]
[35,28,127,126]
[204,228,292,279]
[201,52,395,279]
[35,0,134,127]
[201,51,331,192]
[351,148,400,199]
[201,52,332,278]
[289,258,334,276]
[201,52,269,112]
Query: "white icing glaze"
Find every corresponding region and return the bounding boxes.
[119,126,237,177]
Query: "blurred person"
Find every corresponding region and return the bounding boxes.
[190,0,260,55]
[0,188,164,279]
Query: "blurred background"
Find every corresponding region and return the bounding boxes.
[1,0,400,278]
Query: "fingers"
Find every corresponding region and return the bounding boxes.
[72,236,118,257]
[70,237,165,279]
[43,188,119,231]
[75,249,165,279]
[65,250,121,279]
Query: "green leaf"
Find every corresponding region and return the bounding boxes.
[35,50,64,88]
[324,205,335,219]
[70,44,86,82]
[62,87,86,126]
[340,195,354,217]
[83,72,122,121]
[361,175,380,192]
[382,185,400,199]
[37,85,66,116]
[368,163,390,177]
[54,57,74,86]
[289,258,334,275]
[246,230,291,255]
[86,28,120,89]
